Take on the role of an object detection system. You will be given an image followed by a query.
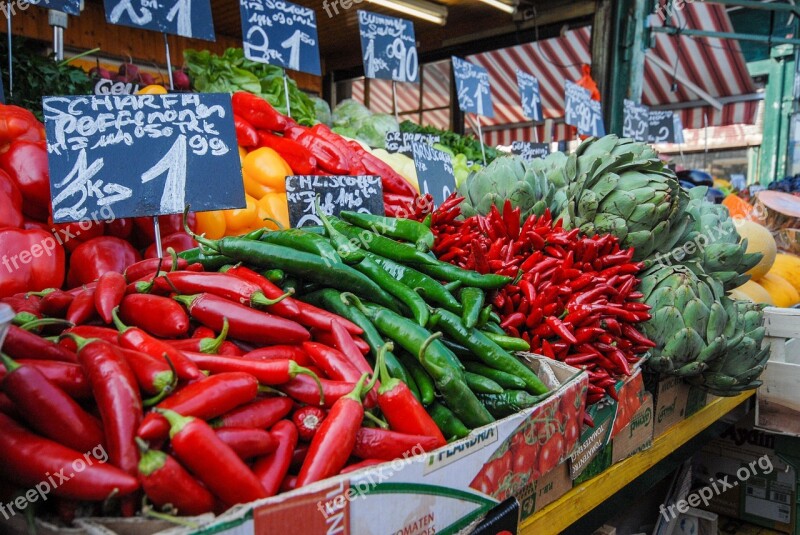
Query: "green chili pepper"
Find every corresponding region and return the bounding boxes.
[460,287,485,329]
[416,261,511,289]
[397,351,435,406]
[301,289,412,388]
[192,236,400,313]
[340,211,435,252]
[353,257,429,326]
[476,391,552,419]
[259,229,341,265]
[343,294,493,428]
[177,248,234,271]
[463,362,527,390]
[464,372,504,394]
[316,200,364,264]
[481,322,507,335]
[368,254,461,313]
[427,402,470,440]
[442,339,474,360]
[444,281,462,292]
[489,311,502,324]
[482,332,531,352]
[298,225,325,235]
[281,278,299,294]
[331,218,438,266]
[428,309,549,395]
[261,269,285,284]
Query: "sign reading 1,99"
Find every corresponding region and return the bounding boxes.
[240,0,321,76]
[358,10,419,84]
[103,0,216,41]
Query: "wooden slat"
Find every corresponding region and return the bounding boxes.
[763,307,800,340]
[519,392,754,535]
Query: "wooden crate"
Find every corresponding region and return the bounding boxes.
[755,307,800,436]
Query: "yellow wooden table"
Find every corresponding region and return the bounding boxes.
[519,391,754,534]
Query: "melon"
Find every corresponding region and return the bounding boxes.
[735,220,777,280]
[758,272,800,308]
[770,253,800,294]
[728,288,754,302]
[733,280,775,306]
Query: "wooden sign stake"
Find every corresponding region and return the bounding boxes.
[6,6,12,99]
[475,113,487,166]
[392,81,399,122]
[283,71,292,118]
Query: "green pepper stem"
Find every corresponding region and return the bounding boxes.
[290,362,326,406]
[345,373,370,403]
[0,353,20,373]
[340,292,367,315]
[418,332,443,362]
[261,217,286,230]
[155,408,194,439]
[172,294,198,309]
[19,317,73,332]
[143,355,178,408]
[167,247,179,272]
[257,385,287,396]
[26,288,56,298]
[111,307,129,333]
[363,410,389,429]
[12,312,39,327]
[250,289,294,308]
[58,333,92,352]
[184,205,220,252]
[376,343,400,396]
[200,318,229,354]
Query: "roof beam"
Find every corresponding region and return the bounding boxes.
[651,25,800,46]
[645,52,725,110]
[710,0,800,14]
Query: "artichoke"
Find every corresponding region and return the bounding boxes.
[556,135,690,262]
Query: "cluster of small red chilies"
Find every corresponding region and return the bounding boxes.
[0,260,445,519]
[429,196,656,404]
[231,91,418,216]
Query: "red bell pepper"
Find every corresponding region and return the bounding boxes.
[159,409,267,507]
[136,438,215,516]
[4,325,77,363]
[0,413,139,501]
[0,353,104,452]
[348,141,417,197]
[252,420,298,497]
[0,169,23,229]
[0,228,65,298]
[119,294,190,339]
[210,397,294,430]
[353,427,441,461]
[231,91,292,133]
[0,140,50,221]
[284,124,349,175]
[50,219,106,253]
[0,359,91,399]
[293,406,326,442]
[215,427,278,459]
[66,236,141,288]
[0,105,45,147]
[256,130,317,174]
[233,114,259,148]
[144,232,197,259]
[106,218,134,240]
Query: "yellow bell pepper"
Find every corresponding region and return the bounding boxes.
[257,192,290,230]
[195,210,227,240]
[243,148,292,193]
[238,146,248,166]
[243,170,278,200]
[137,85,168,95]
[223,194,260,233]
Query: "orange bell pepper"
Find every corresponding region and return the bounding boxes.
[257,193,290,231]
[243,170,278,200]
[137,85,168,95]
[224,195,260,233]
[243,148,292,193]
[238,146,248,166]
[195,210,227,240]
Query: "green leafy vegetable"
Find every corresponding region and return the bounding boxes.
[400,120,499,163]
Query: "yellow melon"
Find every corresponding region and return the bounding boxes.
[728,288,754,302]
[770,254,800,294]
[734,220,777,280]
[758,272,800,308]
[733,280,775,306]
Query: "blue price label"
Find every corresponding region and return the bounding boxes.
[28,0,81,15]
[516,70,542,122]
[240,0,321,76]
[103,0,215,41]
[358,11,419,84]
[452,56,494,118]
[622,99,650,142]
[564,80,604,137]
[411,141,455,208]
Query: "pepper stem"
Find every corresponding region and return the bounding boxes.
[19,317,74,332]
[289,362,325,406]
[340,292,368,315]
[12,312,39,327]
[418,332,443,362]
[261,216,286,230]
[58,333,92,352]
[363,411,389,429]
[0,353,20,373]
[142,355,179,408]
[26,288,56,298]
[376,343,400,396]
[183,205,220,252]
[167,247,179,272]
[111,307,129,333]
[344,373,370,403]
[250,289,294,308]
[200,318,229,354]
[173,294,198,309]
[155,408,194,439]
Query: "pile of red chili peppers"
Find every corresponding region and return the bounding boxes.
[0,260,446,519]
[429,196,656,405]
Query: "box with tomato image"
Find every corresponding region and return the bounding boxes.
[469,377,587,504]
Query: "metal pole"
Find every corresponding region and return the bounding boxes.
[49,10,68,61]
[532,122,538,143]
[283,72,292,118]
[392,81,399,122]
[152,217,163,258]
[475,114,487,166]
[163,34,174,90]
[6,5,11,99]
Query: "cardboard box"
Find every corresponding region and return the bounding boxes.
[646,373,711,438]
[694,413,798,534]
[756,308,800,436]
[516,462,572,519]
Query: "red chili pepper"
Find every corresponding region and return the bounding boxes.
[297,374,371,486]
[4,325,77,363]
[166,320,229,355]
[144,232,197,259]
[234,114,259,148]
[0,353,104,452]
[0,359,91,399]
[500,312,526,330]
[211,397,294,429]
[221,265,302,318]
[66,286,98,325]
[303,342,361,382]
[66,236,141,289]
[94,272,126,324]
[2,294,40,321]
[175,293,310,346]
[281,375,358,408]
[154,271,288,310]
[158,409,267,507]
[243,345,311,366]
[293,406,326,442]
[280,474,298,492]
[621,324,656,348]
[253,420,298,497]
[59,326,119,351]
[215,427,278,460]
[256,130,318,174]
[119,348,175,397]
[544,316,578,344]
[136,438,215,516]
[37,289,74,317]
[112,309,202,382]
[183,352,323,391]
[0,413,139,501]
[124,257,188,284]
[312,328,370,355]
[296,301,363,335]
[340,458,385,475]
[120,294,190,339]
[353,427,441,461]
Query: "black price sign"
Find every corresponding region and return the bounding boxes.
[358,10,418,83]
[43,94,245,223]
[564,80,605,137]
[622,99,650,142]
[285,175,384,228]
[385,132,439,156]
[510,141,549,162]
[411,141,455,208]
[516,70,542,122]
[648,110,676,143]
[453,56,494,117]
[103,0,215,41]
[28,0,81,15]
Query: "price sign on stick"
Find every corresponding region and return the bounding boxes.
[511,141,549,162]
[285,175,384,228]
[452,56,494,118]
[564,80,604,137]
[358,11,418,84]
[28,0,81,15]
[648,110,676,143]
[385,132,439,157]
[516,70,542,122]
[43,94,244,223]
[240,0,321,76]
[103,0,215,41]
[411,141,455,208]
[622,99,650,142]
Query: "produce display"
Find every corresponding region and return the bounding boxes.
[331,99,400,149]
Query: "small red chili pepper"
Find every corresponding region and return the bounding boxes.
[183,352,323,393]
[340,459,385,475]
[211,397,294,429]
[166,319,230,355]
[253,420,298,497]
[329,320,373,377]
[243,345,311,366]
[312,328,370,355]
[119,348,175,398]
[0,358,90,399]
[34,289,73,317]
[66,286,98,325]
[158,409,267,507]
[124,257,188,284]
[154,271,289,310]
[293,406,327,442]
[544,316,578,344]
[120,294,190,339]
[94,272,126,324]
[303,342,361,383]
[215,427,278,459]
[3,325,77,363]
[353,428,442,461]
[220,265,303,318]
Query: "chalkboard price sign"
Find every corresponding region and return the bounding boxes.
[511,141,549,162]
[103,0,216,41]
[43,93,244,223]
[285,175,384,228]
[564,81,605,137]
[452,56,494,118]
[28,0,81,15]
[358,11,418,84]
[385,132,439,156]
[648,110,675,143]
[622,99,650,142]
[240,0,321,76]
[411,141,455,208]
[516,70,542,122]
